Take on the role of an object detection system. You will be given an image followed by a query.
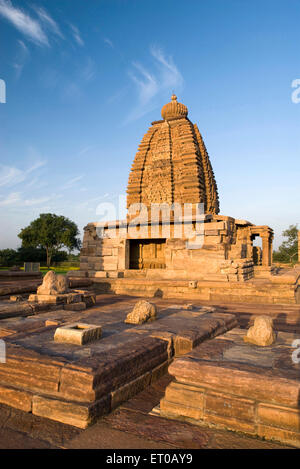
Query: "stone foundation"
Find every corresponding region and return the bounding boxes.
[159,328,300,447]
[77,272,300,304]
[0,302,236,428]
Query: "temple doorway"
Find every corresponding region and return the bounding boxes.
[129,239,166,269]
[252,236,263,266]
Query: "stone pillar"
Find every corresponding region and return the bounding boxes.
[262,236,270,267]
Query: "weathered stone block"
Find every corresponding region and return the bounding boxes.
[257,403,300,432]
[257,424,300,448]
[93,271,108,278]
[125,300,157,325]
[205,391,255,422]
[165,381,204,410]
[203,412,256,434]
[188,281,197,289]
[28,292,82,305]
[64,302,86,311]
[54,323,102,345]
[150,360,170,383]
[160,398,203,420]
[111,372,151,409]
[244,315,276,346]
[0,383,32,412]
[32,394,110,429]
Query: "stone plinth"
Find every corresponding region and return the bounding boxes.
[160,328,300,448]
[28,292,82,304]
[0,302,236,428]
[89,271,300,304]
[54,323,102,345]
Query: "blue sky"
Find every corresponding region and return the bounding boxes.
[0,0,299,250]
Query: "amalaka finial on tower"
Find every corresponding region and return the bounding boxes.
[161,94,188,120]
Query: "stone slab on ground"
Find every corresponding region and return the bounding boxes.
[0,279,42,298]
[28,292,82,304]
[0,301,66,321]
[0,296,236,428]
[160,328,300,447]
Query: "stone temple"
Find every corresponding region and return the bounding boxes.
[0,95,300,449]
[78,95,299,304]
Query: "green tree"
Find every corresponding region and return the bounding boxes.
[18,213,81,267]
[17,246,47,263]
[0,249,18,267]
[273,224,298,264]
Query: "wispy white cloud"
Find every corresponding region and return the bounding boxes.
[151,45,183,91]
[31,5,64,40]
[13,39,29,78]
[76,194,109,210]
[81,57,96,81]
[0,1,66,48]
[0,191,56,208]
[25,175,48,190]
[62,57,96,100]
[0,160,46,188]
[0,192,20,206]
[0,0,49,46]
[126,46,184,122]
[78,145,94,157]
[69,23,84,46]
[64,175,84,190]
[0,192,62,209]
[23,195,52,206]
[104,37,114,48]
[62,82,82,100]
[130,62,158,106]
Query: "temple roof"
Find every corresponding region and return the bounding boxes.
[127,95,219,214]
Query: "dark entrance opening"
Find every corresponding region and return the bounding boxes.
[129,239,166,269]
[251,235,263,266]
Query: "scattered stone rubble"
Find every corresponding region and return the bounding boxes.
[37,271,69,295]
[244,315,276,347]
[125,300,157,325]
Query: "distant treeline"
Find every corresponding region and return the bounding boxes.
[0,247,79,268]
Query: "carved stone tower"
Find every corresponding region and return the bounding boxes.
[126,94,219,215]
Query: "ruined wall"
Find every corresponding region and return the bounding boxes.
[80,224,128,277]
[80,216,255,281]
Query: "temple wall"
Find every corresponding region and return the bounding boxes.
[79,216,259,282]
[80,231,128,276]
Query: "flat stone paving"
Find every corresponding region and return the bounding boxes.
[0,294,298,448]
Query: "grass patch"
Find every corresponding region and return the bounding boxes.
[40,266,79,276]
[0,266,79,276]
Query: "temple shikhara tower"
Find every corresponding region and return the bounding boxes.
[127,94,219,215]
[78,95,299,304]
